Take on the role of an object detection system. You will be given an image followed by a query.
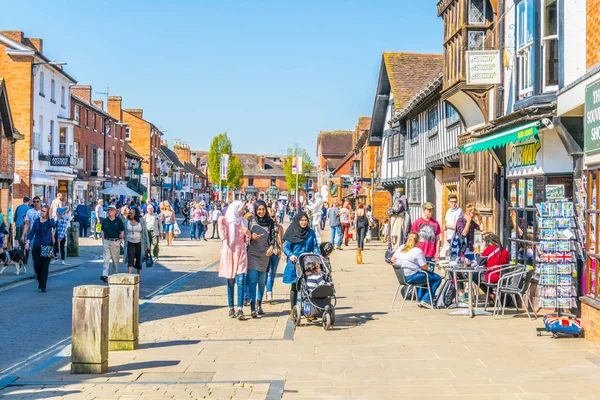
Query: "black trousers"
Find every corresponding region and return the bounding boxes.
[211,221,220,238]
[290,283,299,308]
[357,225,367,250]
[78,218,88,237]
[32,246,51,289]
[54,235,66,260]
[127,241,142,270]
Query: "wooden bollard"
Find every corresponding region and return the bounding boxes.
[71,285,109,374]
[108,274,140,351]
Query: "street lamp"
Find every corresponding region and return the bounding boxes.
[153,172,167,202]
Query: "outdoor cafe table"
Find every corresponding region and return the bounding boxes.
[441,264,493,318]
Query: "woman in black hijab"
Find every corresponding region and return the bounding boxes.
[247,200,277,317]
[282,211,320,318]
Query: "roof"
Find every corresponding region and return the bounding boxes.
[382,52,443,110]
[318,130,353,156]
[358,116,371,132]
[393,72,444,122]
[354,116,371,152]
[331,151,355,175]
[160,145,185,169]
[125,143,142,160]
[183,161,206,178]
[193,151,286,177]
[71,93,117,121]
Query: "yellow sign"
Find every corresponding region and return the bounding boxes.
[508,141,541,169]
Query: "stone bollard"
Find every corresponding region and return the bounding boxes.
[71,285,109,374]
[108,274,140,351]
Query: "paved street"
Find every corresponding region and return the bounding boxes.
[1,229,600,399]
[0,221,219,375]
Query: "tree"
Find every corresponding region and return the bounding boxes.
[227,156,244,189]
[207,132,232,184]
[284,146,314,194]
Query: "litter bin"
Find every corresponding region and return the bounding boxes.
[370,218,380,240]
[68,222,80,257]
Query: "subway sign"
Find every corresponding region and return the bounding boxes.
[508,141,541,169]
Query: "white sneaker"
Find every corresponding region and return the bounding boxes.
[50,259,58,264]
[61,260,69,265]
[266,292,273,304]
[418,301,433,309]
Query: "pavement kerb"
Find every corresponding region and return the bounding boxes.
[0,250,101,289]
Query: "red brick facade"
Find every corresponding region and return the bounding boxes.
[588,0,600,68]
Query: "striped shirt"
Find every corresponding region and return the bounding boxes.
[306,273,327,292]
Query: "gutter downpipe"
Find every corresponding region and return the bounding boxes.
[496,0,507,245]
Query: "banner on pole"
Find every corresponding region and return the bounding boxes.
[220,154,230,180]
[292,156,302,175]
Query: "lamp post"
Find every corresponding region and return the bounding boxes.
[153,172,167,202]
[370,169,375,207]
[304,170,310,202]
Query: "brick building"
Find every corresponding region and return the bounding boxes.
[0,79,24,244]
[0,31,77,208]
[107,96,163,200]
[172,142,208,202]
[316,130,353,192]
[71,85,126,202]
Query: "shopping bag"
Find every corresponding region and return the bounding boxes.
[145,249,153,268]
[173,221,181,237]
[95,223,102,233]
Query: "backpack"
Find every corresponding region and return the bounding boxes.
[435,279,456,309]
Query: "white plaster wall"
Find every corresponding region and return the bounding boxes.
[503,0,517,116]
[563,0,587,87]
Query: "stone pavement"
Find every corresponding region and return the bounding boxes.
[2,234,600,399]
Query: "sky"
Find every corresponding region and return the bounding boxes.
[1,0,443,159]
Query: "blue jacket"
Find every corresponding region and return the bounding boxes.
[282,229,320,284]
[28,218,57,247]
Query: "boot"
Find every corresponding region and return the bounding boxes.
[356,248,363,264]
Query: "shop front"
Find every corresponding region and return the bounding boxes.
[73,181,88,204]
[30,170,55,201]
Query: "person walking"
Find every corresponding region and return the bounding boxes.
[123,207,149,277]
[305,193,324,245]
[354,202,369,264]
[282,211,320,319]
[266,207,283,304]
[327,200,342,250]
[210,205,221,239]
[198,201,209,241]
[21,196,42,268]
[24,205,56,292]
[411,202,442,261]
[218,200,250,320]
[14,196,31,248]
[340,201,351,246]
[247,200,276,317]
[52,207,69,265]
[75,199,90,239]
[94,199,105,240]
[320,202,328,231]
[162,203,176,246]
[144,205,162,262]
[50,193,65,220]
[100,205,124,283]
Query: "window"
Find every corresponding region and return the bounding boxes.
[249,177,254,186]
[394,133,403,157]
[50,79,55,103]
[388,134,395,158]
[308,179,314,188]
[542,0,559,91]
[125,126,130,140]
[49,120,54,155]
[74,105,80,124]
[467,30,485,50]
[407,178,422,204]
[85,145,88,170]
[59,127,67,156]
[428,105,439,136]
[102,118,106,135]
[92,148,98,171]
[93,113,97,132]
[113,153,116,175]
[85,109,89,128]
[445,102,460,126]
[270,178,276,186]
[61,86,65,107]
[468,0,486,24]
[517,0,535,99]
[409,118,419,143]
[74,142,79,159]
[39,71,45,96]
[36,115,43,151]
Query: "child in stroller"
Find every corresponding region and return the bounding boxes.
[292,253,337,330]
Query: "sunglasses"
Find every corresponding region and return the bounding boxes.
[33,200,40,203]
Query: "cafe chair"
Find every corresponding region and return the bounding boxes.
[492,265,537,320]
[476,264,520,310]
[390,265,434,311]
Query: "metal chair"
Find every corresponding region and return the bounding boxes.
[475,264,520,310]
[492,265,537,320]
[390,265,434,311]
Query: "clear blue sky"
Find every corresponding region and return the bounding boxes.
[1,0,442,159]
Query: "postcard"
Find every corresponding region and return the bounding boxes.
[540,229,555,240]
[557,275,571,286]
[540,275,557,285]
[557,298,572,308]
[556,264,571,275]
[540,298,557,308]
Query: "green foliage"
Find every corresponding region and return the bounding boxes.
[207,132,232,184]
[284,147,314,193]
[227,156,244,189]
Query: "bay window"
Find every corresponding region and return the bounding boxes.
[517,0,535,99]
[468,0,486,25]
[542,0,559,91]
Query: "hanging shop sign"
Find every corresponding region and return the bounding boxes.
[73,181,88,191]
[585,79,600,155]
[466,50,501,85]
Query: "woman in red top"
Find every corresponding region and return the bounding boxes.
[476,233,510,284]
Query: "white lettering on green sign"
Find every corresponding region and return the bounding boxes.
[585,79,600,155]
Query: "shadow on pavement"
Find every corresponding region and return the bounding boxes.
[0,389,82,398]
[108,360,180,372]
[137,340,201,350]
[140,303,223,323]
[331,311,387,329]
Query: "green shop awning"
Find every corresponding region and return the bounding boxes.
[461,121,539,154]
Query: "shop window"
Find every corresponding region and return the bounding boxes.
[587,169,599,298]
[542,0,559,91]
[469,0,486,24]
[517,0,535,99]
[409,118,419,144]
[59,127,67,156]
[428,104,439,137]
[407,178,421,204]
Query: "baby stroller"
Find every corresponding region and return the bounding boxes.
[292,253,337,330]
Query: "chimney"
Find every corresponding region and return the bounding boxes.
[0,31,24,44]
[259,156,265,170]
[173,142,191,163]
[125,108,143,119]
[107,96,122,121]
[161,139,168,147]
[23,37,43,54]
[92,100,104,110]
[72,85,92,103]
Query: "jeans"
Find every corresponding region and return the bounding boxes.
[341,223,351,246]
[404,270,442,303]
[247,269,267,303]
[198,221,207,239]
[211,221,220,238]
[227,273,246,309]
[266,254,280,292]
[320,217,327,231]
[102,239,120,277]
[32,246,51,290]
[77,218,88,238]
[356,225,367,250]
[53,236,66,260]
[194,221,205,239]
[330,225,342,247]
[190,222,196,239]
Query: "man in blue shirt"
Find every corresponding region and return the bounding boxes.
[14,196,31,246]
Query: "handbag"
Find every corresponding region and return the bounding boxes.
[145,249,153,268]
[40,245,54,258]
